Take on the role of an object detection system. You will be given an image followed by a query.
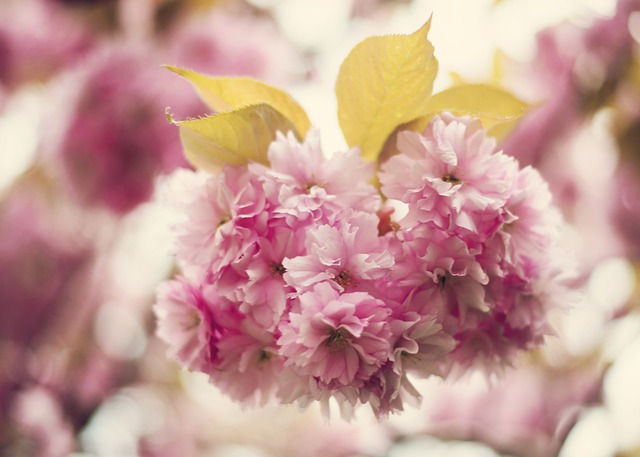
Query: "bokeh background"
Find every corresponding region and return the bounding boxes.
[1,0,640,456]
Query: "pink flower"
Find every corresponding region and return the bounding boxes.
[446,249,573,374]
[359,361,421,418]
[404,227,492,321]
[210,316,285,406]
[493,272,552,343]
[172,166,265,273]
[155,277,285,406]
[170,165,302,332]
[501,166,562,269]
[235,227,303,331]
[380,113,518,235]
[57,0,299,210]
[390,287,456,379]
[154,278,221,373]
[278,283,392,387]
[283,210,394,294]
[352,284,456,417]
[447,312,530,375]
[254,129,380,226]
[210,225,304,332]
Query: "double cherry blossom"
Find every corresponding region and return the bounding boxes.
[155,114,572,417]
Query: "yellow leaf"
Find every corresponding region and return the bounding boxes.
[378,84,527,163]
[449,71,466,86]
[175,104,298,173]
[422,83,528,140]
[335,19,438,162]
[166,66,311,137]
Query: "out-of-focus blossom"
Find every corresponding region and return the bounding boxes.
[0,181,105,444]
[0,186,93,349]
[421,362,602,457]
[164,3,299,85]
[0,0,96,93]
[6,386,75,457]
[503,0,638,167]
[44,43,204,214]
[81,379,381,457]
[499,0,640,271]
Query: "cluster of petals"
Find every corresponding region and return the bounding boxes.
[155,115,573,417]
[380,114,571,374]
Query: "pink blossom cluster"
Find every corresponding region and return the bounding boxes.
[155,113,572,417]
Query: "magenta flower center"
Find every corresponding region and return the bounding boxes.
[442,173,461,184]
[325,327,350,351]
[334,270,353,288]
[437,272,450,289]
[270,262,286,276]
[303,181,318,194]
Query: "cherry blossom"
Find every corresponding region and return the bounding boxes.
[155,115,573,415]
